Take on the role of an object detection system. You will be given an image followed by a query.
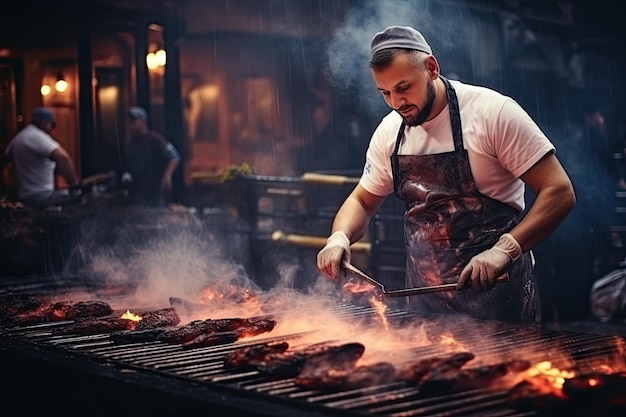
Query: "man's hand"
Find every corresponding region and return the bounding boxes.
[317,231,351,280]
[458,233,522,292]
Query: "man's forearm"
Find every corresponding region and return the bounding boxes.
[56,158,79,188]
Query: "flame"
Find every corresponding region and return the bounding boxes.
[121,309,142,321]
[342,277,377,294]
[526,361,576,390]
[438,333,467,351]
[369,296,388,331]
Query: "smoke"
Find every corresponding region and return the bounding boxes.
[63,204,255,309]
[325,0,493,115]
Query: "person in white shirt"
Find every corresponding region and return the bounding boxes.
[316,26,576,323]
[1,107,80,208]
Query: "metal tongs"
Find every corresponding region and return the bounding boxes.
[342,261,509,298]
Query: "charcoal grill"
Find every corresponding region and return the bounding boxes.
[2,274,626,417]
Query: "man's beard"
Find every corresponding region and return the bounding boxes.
[401,80,436,127]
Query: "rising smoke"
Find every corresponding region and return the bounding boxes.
[325,0,496,115]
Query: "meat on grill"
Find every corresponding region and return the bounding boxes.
[1,299,114,325]
[418,359,532,394]
[294,342,366,389]
[110,327,167,342]
[181,332,240,348]
[225,341,366,381]
[224,341,290,369]
[396,351,475,384]
[135,307,181,330]
[181,318,276,349]
[0,296,43,322]
[52,308,180,336]
[52,317,137,335]
[296,360,395,390]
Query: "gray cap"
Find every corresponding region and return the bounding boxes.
[370,26,432,56]
[31,107,56,124]
[128,106,148,120]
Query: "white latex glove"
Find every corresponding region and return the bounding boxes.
[458,233,522,292]
[317,231,351,280]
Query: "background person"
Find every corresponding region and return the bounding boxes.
[316,26,575,323]
[123,106,180,207]
[0,107,80,208]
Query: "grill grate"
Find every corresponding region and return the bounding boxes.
[3,300,626,417]
[1,273,625,417]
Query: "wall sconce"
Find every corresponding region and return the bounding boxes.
[55,76,69,93]
[40,84,52,96]
[147,45,166,71]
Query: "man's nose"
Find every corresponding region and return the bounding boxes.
[389,93,404,110]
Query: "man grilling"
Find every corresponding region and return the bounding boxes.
[317,26,575,323]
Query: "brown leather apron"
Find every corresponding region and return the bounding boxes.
[391,76,536,323]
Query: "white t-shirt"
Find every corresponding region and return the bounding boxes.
[5,124,60,199]
[360,80,555,211]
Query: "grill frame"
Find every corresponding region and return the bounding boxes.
[2,277,626,417]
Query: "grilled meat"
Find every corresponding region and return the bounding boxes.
[0,296,43,322]
[296,360,395,390]
[110,328,167,342]
[156,318,246,344]
[181,331,240,349]
[396,351,475,384]
[2,300,113,325]
[295,343,366,389]
[136,308,181,330]
[418,359,532,394]
[52,317,137,335]
[156,317,276,345]
[226,341,367,381]
[178,318,276,349]
[52,307,178,336]
[224,341,290,369]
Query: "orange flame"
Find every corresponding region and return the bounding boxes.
[526,361,576,390]
[342,277,377,294]
[438,333,467,351]
[369,296,388,331]
[121,309,142,321]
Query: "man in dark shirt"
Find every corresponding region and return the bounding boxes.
[124,106,180,207]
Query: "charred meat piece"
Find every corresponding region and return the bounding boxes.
[225,342,366,381]
[136,307,181,330]
[296,360,396,391]
[156,317,275,345]
[396,351,475,384]
[224,341,290,369]
[233,318,276,338]
[177,318,276,349]
[110,328,167,342]
[156,318,247,344]
[3,300,113,325]
[342,362,397,389]
[52,317,137,335]
[0,296,44,323]
[63,301,114,320]
[52,308,178,336]
[295,343,366,390]
[418,359,532,394]
[181,331,240,349]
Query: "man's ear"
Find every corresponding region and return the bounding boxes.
[425,55,440,80]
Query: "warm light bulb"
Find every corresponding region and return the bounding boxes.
[146,52,158,70]
[55,78,68,93]
[40,84,51,96]
[155,49,166,67]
